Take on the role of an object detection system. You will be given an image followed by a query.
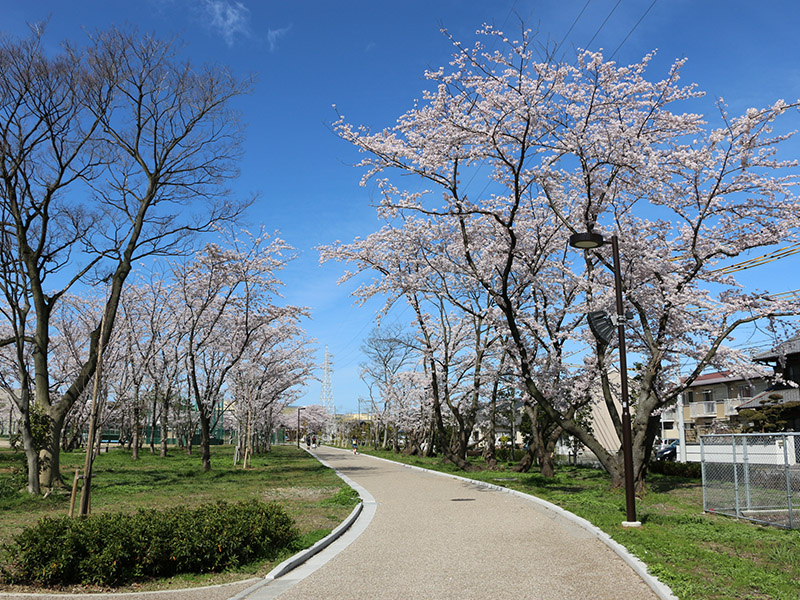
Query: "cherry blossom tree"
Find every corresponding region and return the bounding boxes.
[383,370,432,455]
[325,222,508,469]
[333,25,800,488]
[0,26,250,493]
[176,228,304,471]
[296,404,330,436]
[109,275,186,458]
[229,317,315,456]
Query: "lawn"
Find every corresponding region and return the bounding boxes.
[358,448,800,600]
[0,444,357,592]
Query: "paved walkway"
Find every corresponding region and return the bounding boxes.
[240,446,670,600]
[0,447,673,600]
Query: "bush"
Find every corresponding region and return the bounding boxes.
[649,459,702,478]
[2,500,298,587]
[0,467,26,499]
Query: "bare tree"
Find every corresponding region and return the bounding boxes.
[0,26,250,493]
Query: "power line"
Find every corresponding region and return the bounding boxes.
[609,0,658,60]
[583,0,623,50]
[710,242,800,274]
[556,0,593,56]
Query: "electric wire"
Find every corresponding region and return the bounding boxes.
[710,242,800,274]
[556,0,593,56]
[583,0,623,51]
[609,0,658,60]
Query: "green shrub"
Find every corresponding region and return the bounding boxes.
[2,500,298,587]
[0,467,26,499]
[648,459,702,478]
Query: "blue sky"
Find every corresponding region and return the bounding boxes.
[4,0,800,412]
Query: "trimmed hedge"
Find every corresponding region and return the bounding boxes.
[648,459,702,478]
[2,499,298,587]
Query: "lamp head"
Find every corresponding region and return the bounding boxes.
[569,232,605,249]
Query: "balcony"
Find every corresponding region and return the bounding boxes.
[724,397,752,415]
[660,407,677,422]
[684,397,752,420]
[690,401,717,418]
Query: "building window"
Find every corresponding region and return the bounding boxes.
[786,364,800,385]
[738,384,753,398]
[702,389,714,403]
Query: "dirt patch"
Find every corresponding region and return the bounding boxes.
[262,486,339,502]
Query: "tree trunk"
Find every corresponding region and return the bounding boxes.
[159,402,169,458]
[198,408,212,472]
[38,411,67,489]
[132,404,140,460]
[19,410,41,495]
[512,446,535,473]
[483,394,498,469]
[149,396,158,454]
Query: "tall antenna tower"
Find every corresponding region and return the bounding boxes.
[320,346,335,416]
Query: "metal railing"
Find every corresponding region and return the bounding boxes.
[660,397,753,422]
[701,433,800,529]
[723,398,748,416]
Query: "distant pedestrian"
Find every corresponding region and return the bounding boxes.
[352,437,359,455]
[306,435,311,449]
[312,435,317,449]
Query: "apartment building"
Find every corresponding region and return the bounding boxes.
[660,371,770,442]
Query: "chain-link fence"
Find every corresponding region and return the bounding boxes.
[701,433,800,529]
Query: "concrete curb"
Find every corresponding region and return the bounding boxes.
[265,502,364,582]
[226,447,378,599]
[226,503,365,600]
[359,451,678,600]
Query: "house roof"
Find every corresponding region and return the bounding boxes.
[736,386,800,410]
[753,335,800,363]
[685,371,762,388]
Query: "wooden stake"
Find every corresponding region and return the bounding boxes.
[79,307,108,517]
[68,469,81,518]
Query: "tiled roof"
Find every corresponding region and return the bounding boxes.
[685,371,764,388]
[736,386,800,410]
[753,335,800,362]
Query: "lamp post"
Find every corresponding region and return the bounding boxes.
[296,407,305,449]
[569,232,640,527]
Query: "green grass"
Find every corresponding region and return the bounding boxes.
[0,444,358,592]
[359,448,800,600]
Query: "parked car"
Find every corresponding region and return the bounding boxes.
[656,439,679,461]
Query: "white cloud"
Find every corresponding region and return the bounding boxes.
[202,0,251,46]
[267,25,291,52]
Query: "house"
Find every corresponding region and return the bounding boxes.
[737,335,800,432]
[660,371,770,442]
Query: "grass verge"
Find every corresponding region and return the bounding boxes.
[358,448,800,600]
[0,444,357,593]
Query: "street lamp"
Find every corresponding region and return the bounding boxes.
[296,407,305,449]
[569,232,641,528]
